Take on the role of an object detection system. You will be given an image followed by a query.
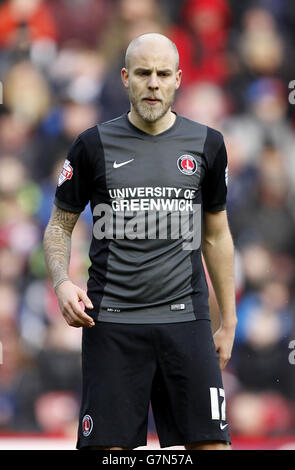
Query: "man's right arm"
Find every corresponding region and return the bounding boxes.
[43,204,94,328]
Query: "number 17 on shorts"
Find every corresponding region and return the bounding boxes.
[210,387,227,428]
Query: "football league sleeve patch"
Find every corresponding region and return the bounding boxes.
[54,134,93,213]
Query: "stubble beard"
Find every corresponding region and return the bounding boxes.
[129,89,175,123]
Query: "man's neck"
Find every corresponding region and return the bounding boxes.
[128,108,176,135]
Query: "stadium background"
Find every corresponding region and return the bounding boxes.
[0,0,295,450]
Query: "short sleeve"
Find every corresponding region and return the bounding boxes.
[54,135,93,213]
[202,130,228,212]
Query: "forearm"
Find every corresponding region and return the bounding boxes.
[43,224,71,286]
[43,205,79,287]
[43,206,94,328]
[202,231,237,327]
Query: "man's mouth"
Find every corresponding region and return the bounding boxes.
[143,97,161,105]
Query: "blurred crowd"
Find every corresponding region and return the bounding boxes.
[0,0,295,441]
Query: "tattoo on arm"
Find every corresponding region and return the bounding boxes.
[43,205,80,286]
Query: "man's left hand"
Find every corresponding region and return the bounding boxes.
[213,324,236,370]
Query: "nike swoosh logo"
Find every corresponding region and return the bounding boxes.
[113,159,134,168]
[220,423,228,430]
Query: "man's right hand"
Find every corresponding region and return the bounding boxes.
[55,280,95,328]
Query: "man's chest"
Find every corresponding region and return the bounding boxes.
[102,137,206,197]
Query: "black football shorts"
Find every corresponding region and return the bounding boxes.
[76,319,231,449]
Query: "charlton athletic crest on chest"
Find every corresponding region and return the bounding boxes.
[177,155,197,175]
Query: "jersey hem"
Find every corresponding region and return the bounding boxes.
[95,312,210,324]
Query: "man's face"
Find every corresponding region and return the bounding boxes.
[122,42,182,123]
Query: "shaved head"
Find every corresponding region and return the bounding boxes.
[121,32,182,128]
[125,33,179,71]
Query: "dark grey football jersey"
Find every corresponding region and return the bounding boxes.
[54,112,228,323]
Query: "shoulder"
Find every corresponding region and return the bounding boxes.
[202,126,225,169]
[177,114,208,136]
[177,114,224,147]
[75,114,127,143]
[100,114,126,127]
[77,125,101,147]
[98,114,128,135]
[177,114,224,156]
[69,126,102,167]
[204,125,224,150]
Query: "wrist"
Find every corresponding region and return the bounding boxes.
[53,277,71,292]
[221,316,237,329]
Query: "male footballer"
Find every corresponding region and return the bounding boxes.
[43,33,237,450]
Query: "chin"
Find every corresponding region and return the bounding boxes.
[141,114,161,123]
[138,105,168,123]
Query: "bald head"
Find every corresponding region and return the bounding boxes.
[121,32,182,126]
[125,33,179,71]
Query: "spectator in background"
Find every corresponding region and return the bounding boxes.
[174,81,230,129]
[228,391,295,436]
[228,297,295,435]
[100,0,166,67]
[4,59,52,127]
[223,77,295,173]
[0,281,28,431]
[34,391,80,435]
[47,0,111,49]
[168,0,232,86]
[0,0,58,49]
[230,142,295,259]
[0,108,32,157]
[0,0,58,73]
[49,47,106,105]
[222,77,295,243]
[226,7,286,113]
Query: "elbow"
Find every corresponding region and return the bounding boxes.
[43,222,51,244]
[202,230,234,252]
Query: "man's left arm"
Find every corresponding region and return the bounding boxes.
[202,209,237,370]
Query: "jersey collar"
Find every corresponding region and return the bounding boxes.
[124,111,180,139]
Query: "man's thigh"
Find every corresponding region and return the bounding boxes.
[150,319,231,448]
[76,321,157,450]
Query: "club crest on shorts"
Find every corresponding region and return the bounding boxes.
[177,155,197,175]
[58,159,73,186]
[82,414,93,437]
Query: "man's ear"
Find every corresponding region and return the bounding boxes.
[121,68,129,88]
[175,69,182,90]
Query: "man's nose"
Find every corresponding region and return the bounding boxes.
[147,73,159,89]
